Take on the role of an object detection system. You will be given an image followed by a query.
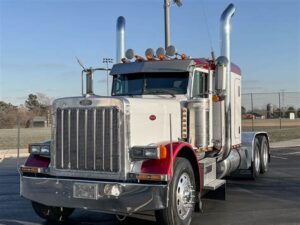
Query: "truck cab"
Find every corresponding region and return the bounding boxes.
[19,4,270,225]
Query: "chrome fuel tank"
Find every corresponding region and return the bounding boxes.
[187,99,210,149]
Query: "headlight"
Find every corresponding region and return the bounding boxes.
[40,145,50,155]
[29,144,50,156]
[130,145,167,160]
[31,145,41,154]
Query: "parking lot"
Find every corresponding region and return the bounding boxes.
[0,147,300,225]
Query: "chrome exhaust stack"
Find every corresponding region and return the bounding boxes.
[116,16,126,63]
[220,3,235,160]
[215,4,239,178]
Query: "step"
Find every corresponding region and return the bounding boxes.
[203,179,226,190]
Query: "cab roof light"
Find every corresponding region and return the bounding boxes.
[125,48,135,60]
[156,47,166,60]
[135,55,145,62]
[166,45,177,57]
[180,53,187,60]
[145,48,155,60]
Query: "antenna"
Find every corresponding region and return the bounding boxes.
[76,57,86,71]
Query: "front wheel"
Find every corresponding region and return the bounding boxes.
[32,201,74,222]
[155,157,196,225]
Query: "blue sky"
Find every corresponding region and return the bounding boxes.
[0,0,299,105]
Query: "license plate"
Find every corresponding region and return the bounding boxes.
[73,183,98,200]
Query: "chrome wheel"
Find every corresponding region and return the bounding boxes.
[259,136,269,173]
[262,142,268,168]
[254,145,260,175]
[176,172,193,220]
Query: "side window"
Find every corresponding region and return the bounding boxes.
[192,71,208,97]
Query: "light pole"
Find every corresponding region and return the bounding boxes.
[103,58,113,96]
[163,0,182,49]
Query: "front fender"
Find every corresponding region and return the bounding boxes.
[140,142,196,176]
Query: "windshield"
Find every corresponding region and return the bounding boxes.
[112,72,189,96]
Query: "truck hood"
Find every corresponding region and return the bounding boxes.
[124,97,182,147]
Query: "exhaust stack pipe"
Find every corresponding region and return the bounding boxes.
[116,16,126,63]
[220,4,235,161]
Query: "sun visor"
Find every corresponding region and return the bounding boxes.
[110,60,194,75]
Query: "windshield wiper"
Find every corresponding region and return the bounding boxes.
[144,89,176,97]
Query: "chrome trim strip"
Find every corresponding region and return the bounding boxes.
[84,109,88,169]
[68,109,71,169]
[93,109,96,170]
[61,109,64,168]
[102,109,105,171]
[109,108,113,171]
[76,109,79,169]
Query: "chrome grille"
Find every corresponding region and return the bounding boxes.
[55,107,121,173]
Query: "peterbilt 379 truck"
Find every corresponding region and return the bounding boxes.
[19,3,270,225]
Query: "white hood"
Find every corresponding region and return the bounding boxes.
[125,98,182,147]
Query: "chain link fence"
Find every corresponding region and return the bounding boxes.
[242,92,300,130]
[0,108,51,151]
[1,92,300,151]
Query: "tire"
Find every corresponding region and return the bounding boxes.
[259,136,269,173]
[32,201,74,222]
[155,157,195,225]
[251,137,261,179]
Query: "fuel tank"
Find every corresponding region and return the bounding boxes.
[187,98,210,150]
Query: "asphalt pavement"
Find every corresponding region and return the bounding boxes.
[0,147,299,225]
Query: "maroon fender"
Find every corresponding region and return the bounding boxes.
[141,142,198,176]
[24,154,50,168]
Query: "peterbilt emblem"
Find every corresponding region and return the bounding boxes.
[149,115,156,121]
[80,99,92,106]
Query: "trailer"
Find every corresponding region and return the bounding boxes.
[19,3,270,225]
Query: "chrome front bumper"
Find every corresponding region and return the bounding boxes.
[20,176,168,214]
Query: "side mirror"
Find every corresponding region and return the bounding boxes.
[214,56,228,91]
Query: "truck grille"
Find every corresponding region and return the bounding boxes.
[55,107,121,173]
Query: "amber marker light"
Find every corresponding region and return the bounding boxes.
[137,174,164,181]
[159,145,168,159]
[158,54,165,60]
[146,54,154,60]
[181,53,187,59]
[212,95,221,102]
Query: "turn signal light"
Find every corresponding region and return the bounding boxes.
[137,174,165,181]
[20,166,44,173]
[159,145,167,159]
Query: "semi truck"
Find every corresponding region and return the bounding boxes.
[19,3,270,225]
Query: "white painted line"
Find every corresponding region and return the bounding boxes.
[283,151,300,155]
[271,155,288,160]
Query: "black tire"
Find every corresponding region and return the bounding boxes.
[259,136,269,173]
[251,138,261,179]
[32,201,74,222]
[155,157,195,225]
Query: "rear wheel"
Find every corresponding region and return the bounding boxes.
[259,136,269,173]
[32,201,74,222]
[155,157,195,225]
[251,138,261,179]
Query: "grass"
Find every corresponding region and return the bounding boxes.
[242,126,300,142]
[0,128,51,150]
[0,125,299,150]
